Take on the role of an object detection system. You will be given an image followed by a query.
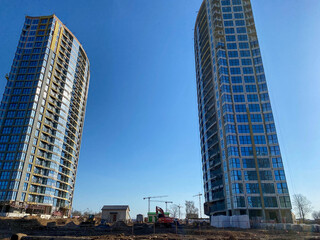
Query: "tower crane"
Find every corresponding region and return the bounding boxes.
[143,195,168,212]
[150,200,173,212]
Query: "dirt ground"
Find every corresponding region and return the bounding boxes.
[1,217,320,240]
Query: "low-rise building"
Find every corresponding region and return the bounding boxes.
[101,205,130,223]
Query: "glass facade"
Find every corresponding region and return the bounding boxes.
[194,0,292,222]
[0,15,90,216]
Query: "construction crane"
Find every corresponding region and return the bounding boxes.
[193,193,203,218]
[150,200,173,212]
[143,195,168,212]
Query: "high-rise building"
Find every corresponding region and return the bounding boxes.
[194,0,292,222]
[0,15,90,216]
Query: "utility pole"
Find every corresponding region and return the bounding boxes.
[177,204,183,219]
[193,193,203,218]
[143,195,168,212]
[150,200,173,212]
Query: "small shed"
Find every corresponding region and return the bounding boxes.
[101,205,130,223]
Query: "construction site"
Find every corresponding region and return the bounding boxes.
[1,215,320,240]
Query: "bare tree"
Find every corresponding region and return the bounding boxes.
[185,201,198,218]
[169,204,179,218]
[312,211,320,220]
[293,194,312,223]
[71,209,82,216]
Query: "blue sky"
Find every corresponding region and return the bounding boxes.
[0,0,319,218]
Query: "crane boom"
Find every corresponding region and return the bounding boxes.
[143,195,168,212]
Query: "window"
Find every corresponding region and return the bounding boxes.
[222,7,232,12]
[7,144,17,151]
[235,20,245,26]
[261,183,275,193]
[227,43,237,49]
[234,95,245,103]
[247,94,258,102]
[235,104,246,112]
[246,183,259,193]
[266,123,276,133]
[259,83,268,92]
[277,183,288,194]
[257,74,266,82]
[239,135,251,144]
[254,135,266,144]
[241,147,253,156]
[234,13,244,19]
[264,113,274,122]
[230,67,241,75]
[261,103,271,112]
[250,114,262,123]
[272,157,283,168]
[223,14,233,20]
[228,51,238,58]
[0,181,8,190]
[223,104,233,113]
[232,85,243,93]
[270,146,280,156]
[232,0,241,5]
[241,59,252,65]
[232,183,243,194]
[231,170,242,181]
[243,67,254,74]
[224,114,235,123]
[233,6,243,12]
[252,49,260,56]
[221,84,231,93]
[229,158,240,168]
[222,94,232,103]
[242,158,255,168]
[264,197,278,207]
[260,171,273,181]
[255,65,264,74]
[254,57,262,65]
[221,0,230,5]
[225,27,234,34]
[0,171,10,180]
[249,104,260,112]
[229,59,240,66]
[258,158,270,168]
[227,135,238,145]
[231,76,242,83]
[238,124,249,133]
[236,114,248,122]
[256,147,268,156]
[248,197,261,207]
[219,58,227,66]
[275,170,285,180]
[239,42,249,49]
[228,146,239,156]
[246,85,257,93]
[225,124,236,134]
[279,196,291,208]
[224,21,234,27]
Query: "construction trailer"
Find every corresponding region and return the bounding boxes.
[101,205,130,223]
[147,211,170,223]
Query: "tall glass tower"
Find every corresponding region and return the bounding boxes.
[0,15,90,216]
[194,0,292,222]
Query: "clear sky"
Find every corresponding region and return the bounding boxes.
[0,0,319,219]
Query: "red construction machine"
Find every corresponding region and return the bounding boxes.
[156,206,176,226]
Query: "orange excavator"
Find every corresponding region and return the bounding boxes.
[156,206,176,226]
